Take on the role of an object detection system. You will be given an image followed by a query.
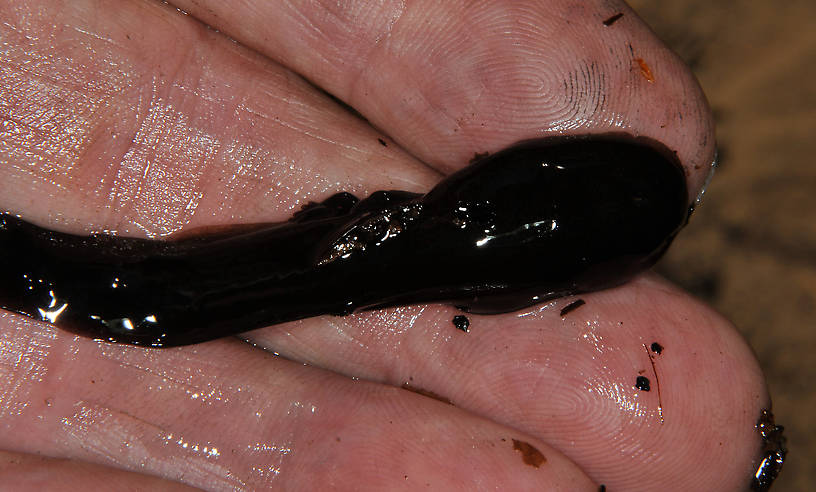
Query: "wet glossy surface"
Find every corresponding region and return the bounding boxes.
[0,134,688,347]
[635,376,651,392]
[452,315,470,333]
[752,409,787,491]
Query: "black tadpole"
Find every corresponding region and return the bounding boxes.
[0,134,689,347]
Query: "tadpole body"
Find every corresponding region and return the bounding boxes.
[0,134,688,347]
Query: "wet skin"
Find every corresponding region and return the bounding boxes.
[0,0,777,490]
[0,134,686,347]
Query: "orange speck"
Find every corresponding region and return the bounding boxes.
[635,58,655,83]
[512,439,547,468]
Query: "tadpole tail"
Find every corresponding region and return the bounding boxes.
[0,213,353,346]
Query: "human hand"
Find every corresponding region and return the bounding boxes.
[0,1,772,490]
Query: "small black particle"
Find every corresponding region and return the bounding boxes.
[603,13,624,26]
[635,375,651,391]
[377,138,387,147]
[560,298,586,317]
[650,342,663,354]
[452,315,470,333]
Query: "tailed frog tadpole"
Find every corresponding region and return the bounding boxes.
[0,134,688,347]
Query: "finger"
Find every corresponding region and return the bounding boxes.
[171,0,716,198]
[244,274,768,491]
[0,315,598,490]
[0,450,200,491]
[0,0,440,234]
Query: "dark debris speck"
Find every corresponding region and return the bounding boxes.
[635,375,651,391]
[452,314,470,333]
[751,409,787,491]
[559,298,586,317]
[603,12,624,26]
[402,383,453,405]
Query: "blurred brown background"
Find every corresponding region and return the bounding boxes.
[627,1,815,490]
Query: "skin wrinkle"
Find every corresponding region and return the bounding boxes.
[71,25,118,47]
[59,401,243,490]
[352,306,423,349]
[236,87,348,152]
[0,451,204,491]
[217,140,276,220]
[270,110,367,156]
[372,0,406,45]
[1,13,165,231]
[109,89,215,237]
[323,0,408,73]
[341,0,406,111]
[281,0,326,42]
[53,345,303,489]
[172,0,712,187]
[9,1,411,234]
[346,5,473,146]
[394,8,540,134]
[0,315,55,418]
[546,53,627,133]
[392,5,632,159]
[0,72,96,189]
[221,94,338,218]
[463,10,567,128]
[459,295,688,484]
[105,358,227,406]
[223,71,427,211]
[133,52,215,234]
[23,21,138,198]
[103,35,325,235]
[99,352,232,406]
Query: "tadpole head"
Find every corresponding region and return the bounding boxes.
[423,134,688,285]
